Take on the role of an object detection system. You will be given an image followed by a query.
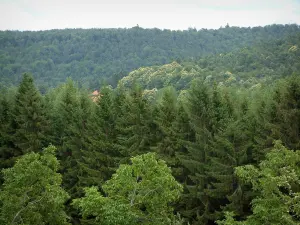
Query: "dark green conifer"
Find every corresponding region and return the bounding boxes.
[268,76,300,149]
[0,88,18,184]
[116,84,155,158]
[180,81,214,223]
[152,87,178,166]
[77,86,121,191]
[13,73,48,154]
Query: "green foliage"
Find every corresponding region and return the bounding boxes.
[268,76,300,150]
[77,85,121,192]
[119,61,199,90]
[13,73,48,154]
[216,212,241,225]
[179,82,253,223]
[119,32,300,91]
[152,87,178,163]
[73,152,183,225]
[218,141,300,225]
[116,85,155,157]
[1,25,299,88]
[0,87,17,184]
[47,80,80,192]
[0,145,70,225]
[179,81,219,223]
[46,79,94,198]
[1,26,300,224]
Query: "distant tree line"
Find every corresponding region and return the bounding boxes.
[0,24,299,89]
[119,32,300,90]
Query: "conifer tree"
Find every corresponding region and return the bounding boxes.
[50,79,80,151]
[63,91,94,196]
[246,95,273,163]
[152,87,178,166]
[48,79,89,196]
[268,76,300,149]
[206,90,278,221]
[203,89,237,219]
[180,81,215,223]
[207,119,250,220]
[152,87,194,192]
[77,86,121,191]
[13,73,48,154]
[116,84,155,158]
[170,99,196,220]
[180,83,239,223]
[198,86,235,222]
[0,89,18,184]
[172,100,195,182]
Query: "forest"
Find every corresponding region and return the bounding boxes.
[1,24,300,89]
[0,24,300,225]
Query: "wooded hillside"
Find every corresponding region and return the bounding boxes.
[1,24,299,89]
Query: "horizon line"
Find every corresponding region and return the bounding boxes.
[1,23,299,32]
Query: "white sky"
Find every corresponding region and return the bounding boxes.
[0,0,299,31]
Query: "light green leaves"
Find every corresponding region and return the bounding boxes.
[73,152,183,225]
[0,145,70,225]
[218,141,300,225]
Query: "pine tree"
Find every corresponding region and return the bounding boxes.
[152,87,178,167]
[268,76,300,150]
[170,98,196,221]
[13,73,48,154]
[172,100,195,180]
[202,88,236,220]
[207,119,250,220]
[63,91,94,196]
[47,79,89,196]
[180,83,241,223]
[0,88,18,184]
[180,81,215,223]
[207,90,279,221]
[116,84,155,158]
[77,86,121,192]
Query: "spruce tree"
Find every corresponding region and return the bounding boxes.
[268,76,300,150]
[207,119,250,220]
[13,73,48,154]
[63,91,94,196]
[0,88,18,184]
[77,86,121,192]
[152,86,178,167]
[47,79,89,197]
[203,88,236,220]
[116,84,155,158]
[170,99,196,220]
[207,90,277,221]
[180,83,240,223]
[180,81,214,223]
[172,100,195,182]
[50,79,80,152]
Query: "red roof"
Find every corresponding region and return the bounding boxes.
[92,90,99,96]
[90,90,103,102]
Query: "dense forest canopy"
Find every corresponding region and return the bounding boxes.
[1,24,299,89]
[1,24,300,225]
